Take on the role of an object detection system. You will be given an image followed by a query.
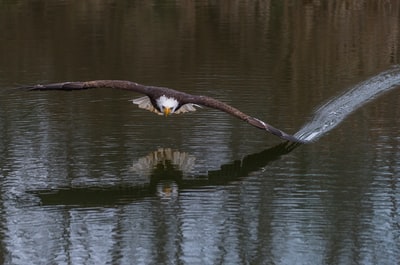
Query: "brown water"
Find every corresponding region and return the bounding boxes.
[1,1,400,264]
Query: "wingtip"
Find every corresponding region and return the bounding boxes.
[16,84,40,91]
[250,117,309,144]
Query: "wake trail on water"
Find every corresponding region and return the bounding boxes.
[295,65,400,143]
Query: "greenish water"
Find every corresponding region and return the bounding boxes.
[1,1,400,264]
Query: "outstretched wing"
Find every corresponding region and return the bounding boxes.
[184,95,307,143]
[25,80,306,143]
[24,80,168,96]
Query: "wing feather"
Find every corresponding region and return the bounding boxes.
[175,103,201,114]
[132,96,163,115]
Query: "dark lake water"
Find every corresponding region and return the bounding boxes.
[1,1,400,264]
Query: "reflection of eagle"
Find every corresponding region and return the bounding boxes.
[130,148,195,176]
[27,80,306,143]
[35,142,300,206]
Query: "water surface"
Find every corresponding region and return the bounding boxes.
[0,1,400,264]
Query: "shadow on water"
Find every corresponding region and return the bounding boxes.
[33,142,301,207]
[296,65,400,142]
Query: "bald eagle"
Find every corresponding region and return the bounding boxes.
[26,80,306,143]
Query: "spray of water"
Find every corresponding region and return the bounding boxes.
[295,66,400,142]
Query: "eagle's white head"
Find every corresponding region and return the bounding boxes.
[156,95,179,116]
[132,95,199,116]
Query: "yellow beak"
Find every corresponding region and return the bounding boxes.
[164,107,171,116]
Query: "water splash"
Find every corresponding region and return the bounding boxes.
[295,66,400,142]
